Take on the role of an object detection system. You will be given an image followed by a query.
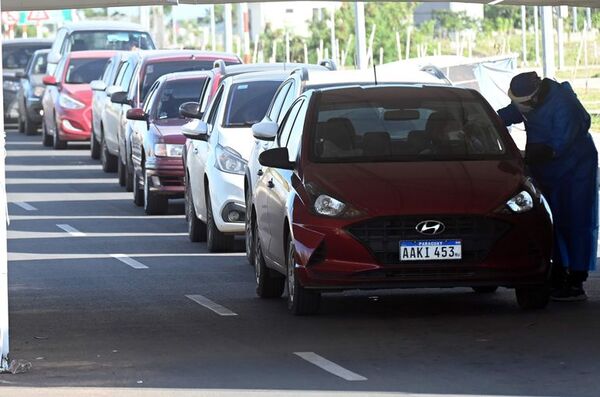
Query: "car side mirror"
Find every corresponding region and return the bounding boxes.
[42,75,57,86]
[111,91,130,105]
[252,121,278,141]
[182,119,209,141]
[179,101,202,119]
[90,80,107,92]
[259,147,294,170]
[126,108,147,121]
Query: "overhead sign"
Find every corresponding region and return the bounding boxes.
[2,12,19,27]
[26,10,49,22]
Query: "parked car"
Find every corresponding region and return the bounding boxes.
[41,51,115,149]
[245,67,449,265]
[252,84,553,315]
[182,71,288,252]
[127,71,210,214]
[2,39,52,124]
[16,49,50,135]
[46,22,155,75]
[90,51,127,159]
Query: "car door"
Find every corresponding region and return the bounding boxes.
[43,56,66,137]
[190,85,226,221]
[132,81,159,171]
[260,98,305,266]
[104,60,130,149]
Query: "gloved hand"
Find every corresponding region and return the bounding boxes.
[525,143,555,164]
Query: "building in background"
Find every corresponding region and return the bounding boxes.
[414,2,484,25]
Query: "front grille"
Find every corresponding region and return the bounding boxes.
[346,216,511,265]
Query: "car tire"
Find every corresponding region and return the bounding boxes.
[516,285,550,310]
[18,116,25,133]
[472,286,498,294]
[206,189,235,252]
[90,134,101,160]
[24,115,36,136]
[125,154,134,192]
[133,167,144,207]
[287,237,320,315]
[53,131,67,150]
[245,191,255,266]
[255,230,285,298]
[100,134,118,173]
[185,180,207,242]
[118,158,127,187]
[143,168,168,215]
[42,121,52,147]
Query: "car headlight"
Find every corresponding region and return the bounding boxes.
[314,194,346,217]
[3,80,20,92]
[215,144,246,175]
[58,93,84,110]
[154,143,183,157]
[32,86,45,98]
[506,190,534,213]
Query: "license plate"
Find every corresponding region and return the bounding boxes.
[399,240,462,261]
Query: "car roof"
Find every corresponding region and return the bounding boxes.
[134,50,240,63]
[2,39,53,47]
[158,70,214,83]
[302,68,448,87]
[59,21,149,33]
[228,70,291,84]
[313,84,474,99]
[67,50,119,59]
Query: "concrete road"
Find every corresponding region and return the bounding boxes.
[2,129,600,397]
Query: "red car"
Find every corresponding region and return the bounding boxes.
[41,50,115,149]
[253,85,554,315]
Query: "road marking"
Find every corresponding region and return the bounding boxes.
[294,352,367,381]
[110,254,149,269]
[185,294,238,316]
[14,202,37,211]
[56,224,86,237]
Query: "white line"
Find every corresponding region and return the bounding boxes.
[56,224,86,237]
[185,294,238,316]
[294,352,367,381]
[110,254,149,269]
[8,252,246,262]
[14,202,37,211]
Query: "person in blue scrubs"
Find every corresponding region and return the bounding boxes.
[498,71,598,301]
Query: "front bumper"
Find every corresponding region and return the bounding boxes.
[208,170,246,234]
[25,98,44,124]
[145,157,185,198]
[57,107,92,142]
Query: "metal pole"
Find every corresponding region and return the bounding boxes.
[586,8,592,31]
[237,3,244,57]
[224,4,233,53]
[541,6,556,78]
[573,7,578,32]
[330,5,336,64]
[0,0,10,374]
[534,6,540,65]
[354,2,367,70]
[557,6,565,70]
[210,5,216,51]
[521,6,527,66]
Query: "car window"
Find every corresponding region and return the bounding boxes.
[206,85,225,132]
[143,82,160,113]
[101,59,114,84]
[140,60,215,102]
[28,52,48,75]
[266,81,292,123]
[285,99,308,162]
[277,99,303,148]
[222,80,281,128]
[64,58,110,84]
[54,56,67,81]
[2,44,50,70]
[278,80,297,124]
[156,78,206,120]
[114,61,130,87]
[66,31,153,52]
[51,29,67,56]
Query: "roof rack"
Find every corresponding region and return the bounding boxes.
[420,64,452,85]
[213,59,228,75]
[290,67,310,82]
[319,59,338,71]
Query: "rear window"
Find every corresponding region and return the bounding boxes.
[68,31,154,52]
[223,81,282,128]
[141,60,216,101]
[2,43,50,69]
[312,87,508,163]
[65,58,110,84]
[156,78,207,120]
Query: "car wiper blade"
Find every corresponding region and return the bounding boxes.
[225,122,254,128]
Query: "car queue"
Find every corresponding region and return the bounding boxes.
[17,21,557,315]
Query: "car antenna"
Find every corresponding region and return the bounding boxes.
[373,64,378,85]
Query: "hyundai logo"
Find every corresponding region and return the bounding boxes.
[416,220,445,236]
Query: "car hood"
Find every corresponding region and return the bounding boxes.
[218,127,255,161]
[62,83,93,106]
[155,119,187,144]
[304,160,524,216]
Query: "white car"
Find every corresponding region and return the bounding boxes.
[244,67,451,264]
[182,71,289,252]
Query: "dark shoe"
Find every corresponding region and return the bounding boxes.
[551,284,587,302]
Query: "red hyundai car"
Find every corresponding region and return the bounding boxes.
[253,85,554,315]
[41,50,115,149]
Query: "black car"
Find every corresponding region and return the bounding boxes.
[16,49,50,134]
[2,39,52,125]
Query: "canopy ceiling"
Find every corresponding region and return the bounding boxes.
[3,0,600,13]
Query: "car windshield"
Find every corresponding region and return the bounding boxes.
[68,31,154,52]
[141,60,216,101]
[64,58,110,84]
[2,44,50,70]
[156,78,207,120]
[312,86,508,163]
[223,81,281,128]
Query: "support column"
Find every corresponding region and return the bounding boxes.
[558,6,566,70]
[210,5,216,51]
[224,4,233,53]
[534,6,540,65]
[354,2,367,70]
[330,5,336,64]
[521,6,527,66]
[541,6,556,78]
[573,7,578,32]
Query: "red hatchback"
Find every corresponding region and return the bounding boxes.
[41,50,115,149]
[253,85,554,315]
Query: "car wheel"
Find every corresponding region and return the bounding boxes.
[143,168,168,215]
[117,158,126,187]
[255,230,285,298]
[185,180,207,242]
[125,155,134,192]
[24,115,36,136]
[100,134,118,173]
[18,115,25,134]
[472,286,498,294]
[53,130,67,150]
[206,188,235,252]
[286,236,320,315]
[42,121,52,147]
[90,134,100,160]
[245,191,255,266]
[516,285,550,310]
[133,166,144,207]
